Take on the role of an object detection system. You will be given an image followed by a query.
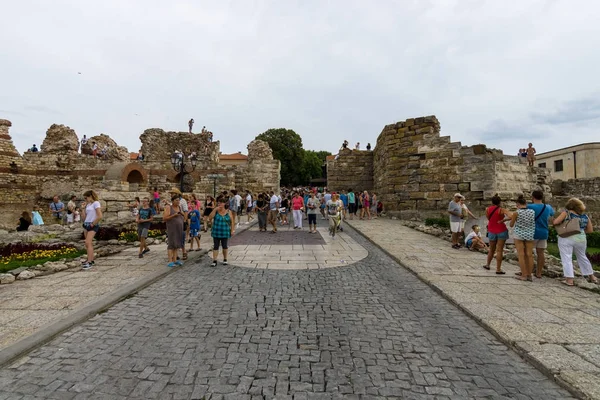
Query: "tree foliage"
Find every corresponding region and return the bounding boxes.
[255,128,331,186]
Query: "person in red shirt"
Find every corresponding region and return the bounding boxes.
[292,192,305,230]
[483,194,512,274]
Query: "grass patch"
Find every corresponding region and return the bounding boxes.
[0,244,85,274]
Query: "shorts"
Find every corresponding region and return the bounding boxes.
[459,220,466,230]
[83,222,99,233]
[190,228,200,238]
[155,198,160,204]
[450,221,461,233]
[213,237,228,250]
[308,214,317,225]
[349,203,356,214]
[466,239,473,248]
[247,206,253,213]
[487,230,509,241]
[533,239,547,249]
[204,208,213,217]
[67,214,74,224]
[137,226,149,238]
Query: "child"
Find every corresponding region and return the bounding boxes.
[188,203,202,251]
[32,207,44,226]
[153,187,160,213]
[73,209,81,223]
[136,197,154,258]
[465,225,487,251]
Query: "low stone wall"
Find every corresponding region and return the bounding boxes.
[326,148,373,193]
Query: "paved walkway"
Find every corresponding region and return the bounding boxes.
[0,224,572,399]
[347,218,600,400]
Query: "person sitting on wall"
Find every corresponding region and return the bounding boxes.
[202,126,206,134]
[137,150,144,161]
[100,145,109,160]
[80,135,88,152]
[342,140,348,150]
[17,211,32,231]
[366,143,371,151]
[355,142,360,150]
[91,142,98,158]
[30,144,39,152]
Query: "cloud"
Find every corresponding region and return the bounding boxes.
[24,105,63,115]
[530,95,600,125]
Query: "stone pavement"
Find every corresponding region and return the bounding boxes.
[0,222,256,362]
[347,217,600,400]
[0,225,573,399]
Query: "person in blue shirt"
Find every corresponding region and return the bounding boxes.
[527,190,555,279]
[340,190,349,220]
[188,203,202,252]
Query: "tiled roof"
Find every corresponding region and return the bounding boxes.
[220,153,248,160]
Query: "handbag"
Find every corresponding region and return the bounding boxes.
[556,212,581,238]
[485,206,500,237]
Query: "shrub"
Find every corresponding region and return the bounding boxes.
[587,232,600,248]
[548,226,557,243]
[425,218,450,228]
[587,252,600,267]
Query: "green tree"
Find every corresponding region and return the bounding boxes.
[301,150,324,184]
[256,128,304,186]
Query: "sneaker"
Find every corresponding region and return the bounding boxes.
[211,261,217,267]
[223,260,228,265]
[175,260,183,266]
[81,262,93,270]
[142,248,150,254]
[139,254,143,258]
[167,262,176,268]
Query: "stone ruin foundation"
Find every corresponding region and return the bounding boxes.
[0,120,280,230]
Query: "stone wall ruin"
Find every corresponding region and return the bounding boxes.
[0,121,280,230]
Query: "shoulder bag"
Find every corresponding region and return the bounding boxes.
[556,211,581,238]
[485,206,500,238]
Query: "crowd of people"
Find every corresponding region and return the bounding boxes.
[340,140,372,151]
[448,190,597,285]
[517,142,537,167]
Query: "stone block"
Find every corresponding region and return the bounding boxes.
[443,184,458,191]
[410,192,426,199]
[417,200,438,209]
[0,273,15,284]
[405,119,415,127]
[458,183,470,192]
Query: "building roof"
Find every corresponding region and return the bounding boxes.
[130,152,139,160]
[219,152,248,161]
[536,142,600,157]
[326,155,336,161]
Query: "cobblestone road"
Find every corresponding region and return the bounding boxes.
[0,228,573,399]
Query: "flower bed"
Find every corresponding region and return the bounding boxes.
[118,229,165,243]
[0,242,85,273]
[81,223,166,241]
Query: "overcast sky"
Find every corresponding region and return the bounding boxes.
[1,0,599,157]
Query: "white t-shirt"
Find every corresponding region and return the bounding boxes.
[233,194,242,208]
[465,231,480,244]
[85,201,101,223]
[246,194,252,207]
[269,195,280,211]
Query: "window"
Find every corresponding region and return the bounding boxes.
[538,162,546,168]
[554,159,563,172]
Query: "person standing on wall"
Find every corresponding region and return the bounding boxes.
[188,118,194,133]
[527,190,555,279]
[80,190,102,270]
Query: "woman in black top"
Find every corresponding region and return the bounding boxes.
[203,196,215,232]
[17,211,32,231]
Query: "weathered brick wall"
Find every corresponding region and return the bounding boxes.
[551,178,600,224]
[326,148,373,193]
[371,116,546,219]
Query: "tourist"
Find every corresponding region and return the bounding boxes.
[348,188,356,220]
[527,190,555,278]
[510,195,536,281]
[191,194,201,212]
[342,140,348,149]
[128,197,140,217]
[136,197,153,258]
[459,198,476,242]
[339,190,348,220]
[32,207,44,226]
[306,191,319,233]
[202,126,206,133]
[256,193,268,232]
[137,150,144,161]
[66,195,77,225]
[361,191,371,220]
[366,143,371,151]
[371,192,378,218]
[163,194,185,268]
[203,195,215,232]
[80,190,102,270]
[16,211,31,231]
[376,200,383,216]
[80,135,88,152]
[31,144,38,152]
[448,193,464,249]
[292,192,304,229]
[553,198,598,286]
[91,142,98,158]
[335,192,345,232]
[180,193,190,260]
[49,195,65,225]
[188,118,194,133]
[326,193,342,237]
[268,191,280,233]
[280,194,289,226]
[233,190,243,227]
[188,202,202,252]
[245,190,254,223]
[357,191,363,218]
[208,197,234,267]
[465,225,487,251]
[483,194,511,274]
[355,142,360,150]
[153,187,161,213]
[526,143,536,167]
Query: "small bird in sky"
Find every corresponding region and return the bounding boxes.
[78,72,82,75]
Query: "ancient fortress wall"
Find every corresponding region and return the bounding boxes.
[551,177,600,222]
[0,121,280,230]
[326,149,373,193]
[327,116,552,219]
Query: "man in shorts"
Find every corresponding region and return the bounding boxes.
[268,191,280,233]
[245,190,254,223]
[136,197,153,258]
[448,193,464,249]
[527,190,555,278]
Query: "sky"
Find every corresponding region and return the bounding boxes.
[1,0,599,157]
